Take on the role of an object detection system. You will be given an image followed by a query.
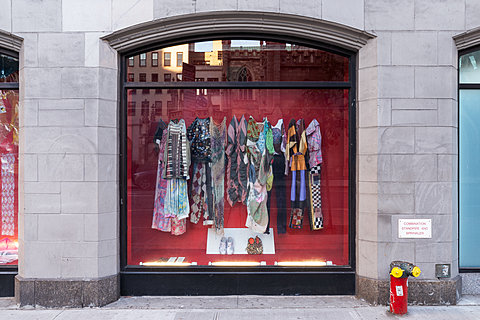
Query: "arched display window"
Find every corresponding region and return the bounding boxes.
[121,38,356,295]
[0,48,19,295]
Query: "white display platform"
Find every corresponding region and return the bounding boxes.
[206,228,275,254]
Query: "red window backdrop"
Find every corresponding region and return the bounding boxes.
[0,89,19,266]
[126,40,351,267]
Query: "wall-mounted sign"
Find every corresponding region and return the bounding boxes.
[435,264,451,278]
[398,219,432,238]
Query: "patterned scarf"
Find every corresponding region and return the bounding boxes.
[226,116,239,206]
[210,117,227,235]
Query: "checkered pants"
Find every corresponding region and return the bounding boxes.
[309,164,323,230]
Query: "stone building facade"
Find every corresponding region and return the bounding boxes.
[0,0,479,307]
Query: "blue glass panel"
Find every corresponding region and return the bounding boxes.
[460,49,480,83]
[460,89,480,268]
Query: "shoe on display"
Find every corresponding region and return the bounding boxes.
[226,237,234,255]
[219,236,227,255]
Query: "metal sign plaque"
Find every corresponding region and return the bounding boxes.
[398,219,432,238]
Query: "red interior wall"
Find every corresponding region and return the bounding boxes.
[127,89,350,266]
[0,90,19,265]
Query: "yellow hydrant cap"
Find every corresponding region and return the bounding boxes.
[411,266,421,278]
[390,267,403,278]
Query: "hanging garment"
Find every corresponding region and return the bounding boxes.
[265,119,288,234]
[190,162,208,224]
[161,120,190,235]
[152,123,172,232]
[237,115,248,203]
[170,215,187,236]
[187,117,212,224]
[306,119,323,230]
[272,119,285,155]
[306,119,323,168]
[1,154,15,236]
[308,164,323,230]
[210,117,227,235]
[245,117,273,234]
[163,119,190,180]
[187,117,211,162]
[164,177,190,220]
[153,119,167,145]
[286,119,308,229]
[226,115,249,206]
[226,116,239,206]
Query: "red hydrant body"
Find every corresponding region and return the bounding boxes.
[389,275,408,314]
[389,261,421,315]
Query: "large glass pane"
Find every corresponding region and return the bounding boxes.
[126,88,350,267]
[127,40,349,84]
[0,89,19,265]
[460,89,480,268]
[0,54,19,83]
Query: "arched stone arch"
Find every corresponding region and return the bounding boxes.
[454,26,480,50]
[102,11,374,54]
[0,30,22,53]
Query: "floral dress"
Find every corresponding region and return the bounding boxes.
[161,119,191,235]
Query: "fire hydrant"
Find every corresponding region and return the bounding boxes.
[389,261,421,314]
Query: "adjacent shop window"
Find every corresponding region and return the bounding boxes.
[124,40,351,268]
[459,47,480,268]
[0,52,19,266]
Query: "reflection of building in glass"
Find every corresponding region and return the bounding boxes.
[127,40,348,167]
[221,40,348,118]
[187,40,223,118]
[127,44,189,166]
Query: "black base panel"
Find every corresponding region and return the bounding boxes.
[121,272,355,296]
[0,272,16,297]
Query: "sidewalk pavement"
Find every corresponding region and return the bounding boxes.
[0,295,479,320]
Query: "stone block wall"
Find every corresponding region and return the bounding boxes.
[0,0,478,306]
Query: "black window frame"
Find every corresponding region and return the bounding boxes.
[119,37,357,296]
[0,47,19,297]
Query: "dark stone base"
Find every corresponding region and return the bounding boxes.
[356,275,462,306]
[15,274,119,307]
